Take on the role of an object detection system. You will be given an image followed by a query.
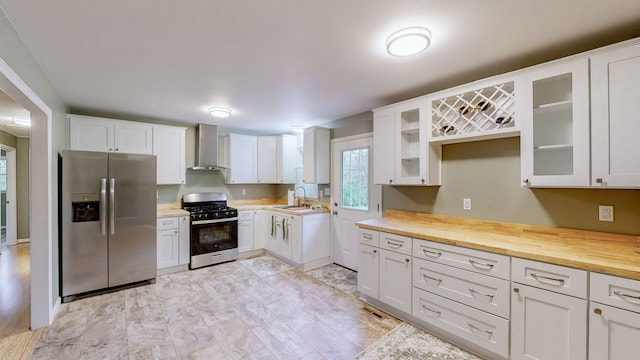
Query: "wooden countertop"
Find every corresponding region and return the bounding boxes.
[357,210,640,281]
[157,209,190,218]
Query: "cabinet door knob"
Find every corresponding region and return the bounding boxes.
[405,258,410,263]
[522,179,529,185]
[596,178,603,184]
[389,179,393,183]
[513,288,519,293]
[373,249,377,254]
[115,148,119,151]
[421,179,425,184]
[108,148,113,151]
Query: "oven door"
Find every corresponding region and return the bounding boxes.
[190,217,238,256]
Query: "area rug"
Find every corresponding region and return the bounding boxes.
[239,254,294,277]
[305,263,357,295]
[354,323,481,360]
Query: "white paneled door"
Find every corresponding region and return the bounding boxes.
[331,135,381,270]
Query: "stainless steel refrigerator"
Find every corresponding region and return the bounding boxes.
[60,150,157,302]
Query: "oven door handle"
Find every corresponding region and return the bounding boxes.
[192,217,239,225]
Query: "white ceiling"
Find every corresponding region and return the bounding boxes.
[0,1,639,135]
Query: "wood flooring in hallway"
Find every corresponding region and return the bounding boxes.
[0,243,31,338]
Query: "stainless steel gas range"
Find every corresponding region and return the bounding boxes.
[182,192,238,269]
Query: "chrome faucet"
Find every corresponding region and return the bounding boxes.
[295,185,307,207]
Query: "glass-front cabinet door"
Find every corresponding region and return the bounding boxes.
[519,58,590,187]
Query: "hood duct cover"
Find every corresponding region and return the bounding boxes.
[191,124,229,171]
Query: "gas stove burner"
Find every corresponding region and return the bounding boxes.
[182,192,237,221]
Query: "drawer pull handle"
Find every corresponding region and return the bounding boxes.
[613,290,640,303]
[422,249,442,258]
[363,235,373,240]
[531,273,565,286]
[594,308,602,315]
[423,274,442,284]
[421,305,441,316]
[468,322,493,335]
[386,240,403,249]
[469,259,494,270]
[469,287,494,300]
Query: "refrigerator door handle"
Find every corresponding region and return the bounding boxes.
[110,177,116,235]
[100,178,107,236]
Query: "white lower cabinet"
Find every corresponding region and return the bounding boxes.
[157,216,189,271]
[357,243,379,299]
[379,248,412,314]
[589,272,640,360]
[511,258,588,360]
[413,287,510,358]
[266,211,330,270]
[238,211,254,253]
[253,210,265,250]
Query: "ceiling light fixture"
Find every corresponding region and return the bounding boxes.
[9,118,31,127]
[386,27,431,57]
[208,107,232,118]
[291,125,306,133]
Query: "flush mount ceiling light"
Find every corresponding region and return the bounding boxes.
[208,107,232,118]
[386,27,431,57]
[291,125,306,133]
[7,118,31,127]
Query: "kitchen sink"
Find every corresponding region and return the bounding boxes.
[273,205,310,211]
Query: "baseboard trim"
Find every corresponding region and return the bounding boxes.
[17,238,30,243]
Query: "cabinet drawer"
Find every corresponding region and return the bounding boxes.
[358,228,380,247]
[379,232,411,255]
[413,239,510,280]
[238,211,253,220]
[413,258,510,318]
[157,217,179,230]
[412,287,509,358]
[512,258,587,298]
[591,272,640,313]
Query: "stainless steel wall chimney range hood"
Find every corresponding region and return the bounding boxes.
[191,124,229,171]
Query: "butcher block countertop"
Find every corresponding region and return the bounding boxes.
[356,210,640,281]
[157,208,190,218]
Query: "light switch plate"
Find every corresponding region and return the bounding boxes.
[463,198,471,211]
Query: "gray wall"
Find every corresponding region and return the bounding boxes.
[17,137,29,238]
[0,9,68,305]
[382,137,640,235]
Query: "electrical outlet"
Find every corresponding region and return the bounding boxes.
[241,188,246,196]
[598,205,614,222]
[463,198,472,211]
[324,187,331,196]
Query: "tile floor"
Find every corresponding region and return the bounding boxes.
[31,255,479,359]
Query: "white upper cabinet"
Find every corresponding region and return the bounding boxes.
[373,107,395,185]
[395,100,428,185]
[591,42,640,188]
[519,58,590,187]
[373,100,441,186]
[153,124,186,185]
[303,126,330,184]
[276,134,299,184]
[225,133,258,184]
[257,136,277,183]
[69,114,153,154]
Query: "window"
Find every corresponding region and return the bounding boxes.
[341,147,369,210]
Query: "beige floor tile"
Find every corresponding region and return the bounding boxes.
[298,321,362,360]
[251,318,314,359]
[166,317,217,357]
[210,315,265,360]
[128,341,178,360]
